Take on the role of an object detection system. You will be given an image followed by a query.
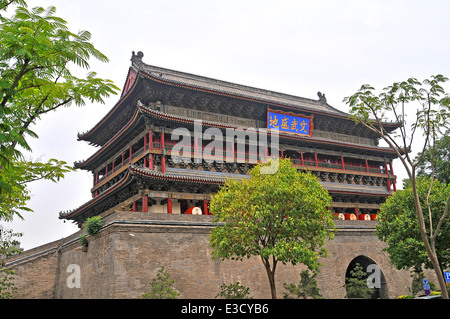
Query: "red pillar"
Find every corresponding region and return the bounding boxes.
[341,156,345,170]
[149,130,153,149]
[354,206,359,219]
[389,162,394,175]
[280,149,284,159]
[202,200,209,215]
[144,133,148,151]
[132,201,137,212]
[142,195,148,213]
[384,161,391,191]
[365,159,369,173]
[300,152,304,166]
[390,162,397,191]
[167,198,172,214]
[161,156,166,173]
[314,153,318,167]
[149,154,154,170]
[161,130,166,173]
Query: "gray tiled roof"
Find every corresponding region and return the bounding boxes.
[320,181,391,196]
[132,52,349,117]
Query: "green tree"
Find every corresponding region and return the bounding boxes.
[283,269,322,299]
[345,263,372,299]
[0,0,26,14]
[377,177,450,274]
[215,282,253,299]
[140,267,180,299]
[416,132,450,184]
[209,158,335,299]
[0,3,119,221]
[0,226,22,299]
[344,75,450,298]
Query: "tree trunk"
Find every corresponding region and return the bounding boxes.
[261,257,278,299]
[411,182,449,299]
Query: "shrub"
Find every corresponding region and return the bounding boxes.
[345,263,372,299]
[84,216,103,235]
[283,269,323,299]
[0,267,17,299]
[215,282,253,299]
[397,295,414,299]
[79,235,88,247]
[140,267,180,299]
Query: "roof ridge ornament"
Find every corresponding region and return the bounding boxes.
[131,51,144,66]
[317,91,327,103]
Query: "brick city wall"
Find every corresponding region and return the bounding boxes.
[6,212,432,299]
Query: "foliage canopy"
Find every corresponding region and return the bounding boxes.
[0,2,119,221]
[416,132,450,184]
[377,177,450,272]
[0,226,22,299]
[344,74,450,298]
[209,158,335,298]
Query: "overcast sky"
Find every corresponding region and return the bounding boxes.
[5,0,450,250]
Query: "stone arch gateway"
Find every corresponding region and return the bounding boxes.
[345,255,388,299]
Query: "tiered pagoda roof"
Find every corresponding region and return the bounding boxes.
[77,51,400,148]
[61,51,400,225]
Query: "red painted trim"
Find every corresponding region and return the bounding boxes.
[121,69,137,98]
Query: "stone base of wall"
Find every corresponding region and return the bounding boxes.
[5,212,436,299]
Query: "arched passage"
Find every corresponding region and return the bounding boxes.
[345,255,388,299]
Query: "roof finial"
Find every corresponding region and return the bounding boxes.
[131,51,144,64]
[317,91,327,103]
